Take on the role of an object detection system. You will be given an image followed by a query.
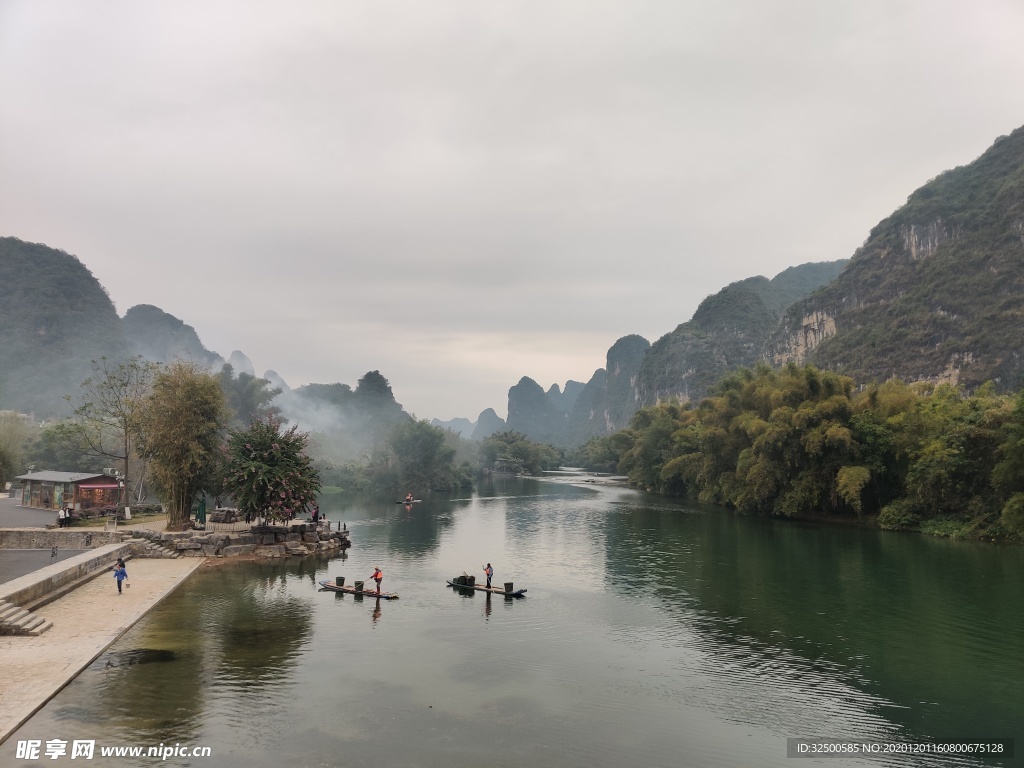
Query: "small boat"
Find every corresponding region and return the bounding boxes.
[319,580,400,599]
[395,499,422,504]
[446,579,527,597]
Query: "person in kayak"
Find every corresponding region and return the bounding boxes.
[404,492,414,503]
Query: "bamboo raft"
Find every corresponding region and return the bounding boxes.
[319,579,399,600]
[446,576,527,598]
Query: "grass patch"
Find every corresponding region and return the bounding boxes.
[918,517,969,538]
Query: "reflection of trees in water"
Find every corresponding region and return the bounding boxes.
[500,477,602,543]
[211,564,315,687]
[601,502,1024,741]
[387,511,448,554]
[83,596,208,743]
[386,500,463,556]
[317,490,470,557]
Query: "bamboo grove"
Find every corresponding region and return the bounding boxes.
[575,362,1024,540]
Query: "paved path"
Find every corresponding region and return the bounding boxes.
[0,497,55,528]
[0,557,204,745]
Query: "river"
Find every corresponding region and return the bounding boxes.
[9,475,1023,767]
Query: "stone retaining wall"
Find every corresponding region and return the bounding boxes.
[134,528,351,559]
[0,543,133,607]
[0,529,127,549]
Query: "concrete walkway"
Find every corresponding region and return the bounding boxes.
[0,557,204,745]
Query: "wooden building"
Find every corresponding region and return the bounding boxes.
[15,471,121,512]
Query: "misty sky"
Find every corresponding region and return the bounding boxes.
[2,1,1023,421]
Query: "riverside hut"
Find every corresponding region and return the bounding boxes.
[15,471,121,512]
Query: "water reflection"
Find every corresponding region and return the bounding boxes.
[601,498,1024,750]
[11,482,1022,768]
[213,569,314,687]
[318,491,470,559]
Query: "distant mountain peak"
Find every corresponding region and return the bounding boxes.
[122,304,223,369]
[228,350,255,377]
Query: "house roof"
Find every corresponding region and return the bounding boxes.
[15,471,114,483]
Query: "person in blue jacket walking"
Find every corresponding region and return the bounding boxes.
[113,563,128,594]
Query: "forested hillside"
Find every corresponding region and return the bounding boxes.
[0,237,126,416]
[123,304,224,368]
[576,363,1024,542]
[636,261,849,409]
[769,126,1024,390]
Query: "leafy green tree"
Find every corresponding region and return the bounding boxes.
[217,364,281,428]
[22,423,97,475]
[999,493,1024,535]
[139,361,227,530]
[222,418,321,522]
[0,411,28,484]
[619,402,693,493]
[895,384,1008,525]
[363,420,472,492]
[573,432,635,473]
[480,431,563,475]
[391,419,470,491]
[52,356,157,500]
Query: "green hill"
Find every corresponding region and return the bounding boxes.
[0,237,127,417]
[769,125,1024,390]
[123,304,224,368]
[636,261,849,408]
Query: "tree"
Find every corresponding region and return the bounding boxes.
[479,431,563,475]
[139,361,227,530]
[391,419,472,491]
[53,357,157,501]
[216,364,282,428]
[0,411,28,484]
[222,418,321,522]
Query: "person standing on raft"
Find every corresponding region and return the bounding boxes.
[483,563,493,589]
[369,566,383,594]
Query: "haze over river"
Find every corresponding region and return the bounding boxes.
[10,475,1023,767]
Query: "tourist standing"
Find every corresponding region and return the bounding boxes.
[369,567,383,594]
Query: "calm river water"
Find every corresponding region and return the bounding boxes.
[10,475,1024,767]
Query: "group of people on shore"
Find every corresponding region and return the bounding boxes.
[56,506,74,527]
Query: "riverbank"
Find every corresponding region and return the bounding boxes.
[0,557,203,745]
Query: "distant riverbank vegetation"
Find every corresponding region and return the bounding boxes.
[312,427,563,493]
[573,362,1024,543]
[4,363,566,512]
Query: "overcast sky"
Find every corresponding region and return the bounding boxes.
[2,1,1023,421]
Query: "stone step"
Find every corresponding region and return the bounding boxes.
[5,608,30,624]
[18,615,47,633]
[0,602,22,621]
[0,607,49,635]
[140,541,180,559]
[28,620,54,635]
[10,611,40,630]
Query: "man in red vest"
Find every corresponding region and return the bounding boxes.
[483,563,493,589]
[369,567,383,594]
